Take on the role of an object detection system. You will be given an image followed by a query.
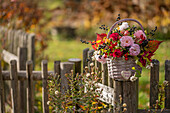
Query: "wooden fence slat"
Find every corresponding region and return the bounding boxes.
[113,81,123,112]
[18,47,27,113]
[7,30,12,52]
[0,61,5,113]
[54,61,61,84]
[88,49,95,71]
[10,60,19,113]
[83,48,89,71]
[54,61,61,75]
[26,61,34,113]
[123,80,138,113]
[150,59,159,108]
[102,63,108,85]
[13,30,19,55]
[165,60,170,109]
[41,60,49,113]
[27,33,35,68]
[95,60,101,82]
[68,58,81,74]
[60,62,74,93]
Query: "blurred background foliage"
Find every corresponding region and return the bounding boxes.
[0,0,170,111]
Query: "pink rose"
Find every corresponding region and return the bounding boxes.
[134,30,146,40]
[129,44,140,56]
[120,36,134,47]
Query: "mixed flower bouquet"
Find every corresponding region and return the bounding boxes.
[82,18,162,81]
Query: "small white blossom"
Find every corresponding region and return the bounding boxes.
[90,63,94,67]
[55,90,59,95]
[119,22,129,31]
[150,63,153,67]
[92,56,95,61]
[47,101,50,105]
[146,65,151,69]
[130,76,138,82]
[86,73,90,77]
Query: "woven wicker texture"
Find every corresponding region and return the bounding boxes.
[107,57,142,81]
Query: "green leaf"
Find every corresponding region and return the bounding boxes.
[135,70,141,77]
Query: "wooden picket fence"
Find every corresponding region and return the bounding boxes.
[0,47,169,113]
[0,26,35,66]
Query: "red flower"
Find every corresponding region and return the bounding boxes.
[90,33,107,50]
[110,33,119,41]
[97,33,107,40]
[113,49,123,58]
[111,42,117,48]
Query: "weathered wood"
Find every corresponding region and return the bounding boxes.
[54,61,61,75]
[68,58,81,74]
[54,61,61,83]
[165,60,170,109]
[10,60,19,113]
[2,49,18,64]
[150,59,159,108]
[0,61,5,113]
[102,63,108,85]
[26,61,34,113]
[2,71,54,80]
[83,48,89,70]
[95,60,101,82]
[41,60,49,113]
[60,62,74,93]
[123,80,138,113]
[27,33,35,68]
[18,47,27,113]
[18,48,27,70]
[88,49,95,71]
[113,81,123,111]
[7,30,13,52]
[138,109,170,113]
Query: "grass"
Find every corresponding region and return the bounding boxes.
[43,36,92,70]
[44,35,170,109]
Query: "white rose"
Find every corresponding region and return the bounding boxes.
[119,22,129,31]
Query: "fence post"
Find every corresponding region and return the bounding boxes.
[41,60,49,113]
[165,60,170,109]
[113,81,123,112]
[10,60,20,113]
[83,48,89,71]
[26,61,34,113]
[60,62,74,93]
[122,80,138,113]
[0,61,5,113]
[27,34,35,68]
[68,58,81,74]
[54,61,61,75]
[54,61,61,83]
[101,63,108,85]
[150,59,159,108]
[88,49,95,71]
[18,47,27,113]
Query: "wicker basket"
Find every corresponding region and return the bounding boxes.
[107,57,142,81]
[106,18,144,81]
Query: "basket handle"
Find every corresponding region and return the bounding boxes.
[107,18,145,39]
